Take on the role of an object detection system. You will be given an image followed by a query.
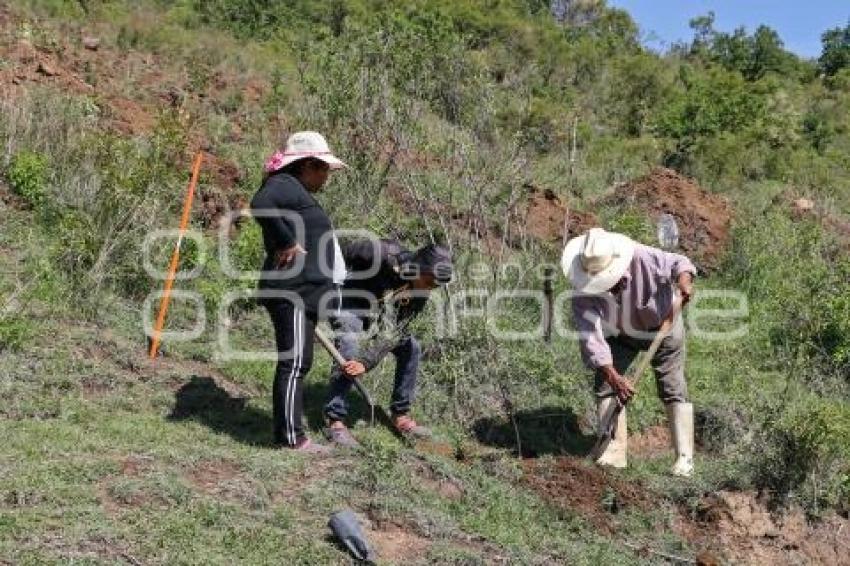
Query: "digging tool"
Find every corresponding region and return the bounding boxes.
[589,297,683,460]
[314,326,390,428]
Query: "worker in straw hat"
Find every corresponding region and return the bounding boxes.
[250,131,348,454]
[562,227,697,476]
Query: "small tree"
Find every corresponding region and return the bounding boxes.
[819,21,850,77]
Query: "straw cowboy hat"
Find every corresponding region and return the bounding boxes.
[264,131,347,173]
[561,228,636,294]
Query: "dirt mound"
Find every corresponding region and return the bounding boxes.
[365,521,432,562]
[512,184,597,246]
[629,425,671,458]
[677,490,850,565]
[600,168,733,271]
[522,456,650,531]
[388,182,596,256]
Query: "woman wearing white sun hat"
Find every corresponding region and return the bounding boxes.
[562,227,697,477]
[250,131,348,453]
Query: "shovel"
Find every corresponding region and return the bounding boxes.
[589,297,683,460]
[314,326,391,428]
[590,213,685,459]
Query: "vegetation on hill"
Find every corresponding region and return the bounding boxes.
[2,0,850,563]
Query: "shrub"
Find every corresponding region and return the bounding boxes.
[0,315,35,353]
[724,209,850,378]
[6,150,48,209]
[819,21,850,78]
[754,397,850,513]
[600,209,655,243]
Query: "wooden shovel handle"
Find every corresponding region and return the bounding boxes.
[592,297,685,453]
[626,297,683,388]
[314,327,374,407]
[314,326,346,366]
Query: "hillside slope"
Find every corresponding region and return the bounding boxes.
[2,1,850,564]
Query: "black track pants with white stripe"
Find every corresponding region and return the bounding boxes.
[264,298,316,447]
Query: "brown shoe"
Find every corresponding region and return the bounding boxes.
[392,414,432,439]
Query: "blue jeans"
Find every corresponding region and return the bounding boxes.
[323,311,421,421]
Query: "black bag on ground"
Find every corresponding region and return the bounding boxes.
[328,509,376,563]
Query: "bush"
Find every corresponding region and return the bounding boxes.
[6,150,48,209]
[0,315,35,353]
[600,208,655,243]
[724,209,850,378]
[754,397,850,513]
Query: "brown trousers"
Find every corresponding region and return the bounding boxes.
[594,316,688,404]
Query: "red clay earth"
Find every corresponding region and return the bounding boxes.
[521,456,651,532]
[680,490,850,565]
[512,184,598,246]
[0,16,247,229]
[185,459,243,495]
[628,424,671,459]
[522,456,850,564]
[390,170,727,263]
[364,521,432,562]
[105,97,156,135]
[388,182,596,255]
[599,168,733,272]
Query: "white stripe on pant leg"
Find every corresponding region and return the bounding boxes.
[289,308,304,446]
[289,308,302,446]
[285,306,301,446]
[288,308,301,446]
[295,308,304,445]
[283,308,296,446]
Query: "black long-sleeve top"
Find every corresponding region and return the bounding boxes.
[249,172,336,294]
[337,239,429,370]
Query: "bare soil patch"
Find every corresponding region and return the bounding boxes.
[365,520,432,563]
[514,184,597,246]
[629,425,671,459]
[522,456,651,531]
[678,490,850,565]
[185,459,242,495]
[409,458,465,501]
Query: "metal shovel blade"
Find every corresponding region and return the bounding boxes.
[589,400,622,461]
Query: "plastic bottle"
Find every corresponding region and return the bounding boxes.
[657,213,679,250]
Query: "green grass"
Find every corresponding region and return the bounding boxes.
[2,0,849,562]
[0,204,662,563]
[0,302,655,564]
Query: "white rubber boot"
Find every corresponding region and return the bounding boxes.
[595,397,627,469]
[666,402,694,477]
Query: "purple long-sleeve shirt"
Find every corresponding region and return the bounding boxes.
[571,244,697,369]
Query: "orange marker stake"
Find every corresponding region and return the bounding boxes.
[148,152,204,359]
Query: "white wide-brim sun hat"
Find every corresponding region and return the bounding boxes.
[265,131,347,173]
[561,228,636,295]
